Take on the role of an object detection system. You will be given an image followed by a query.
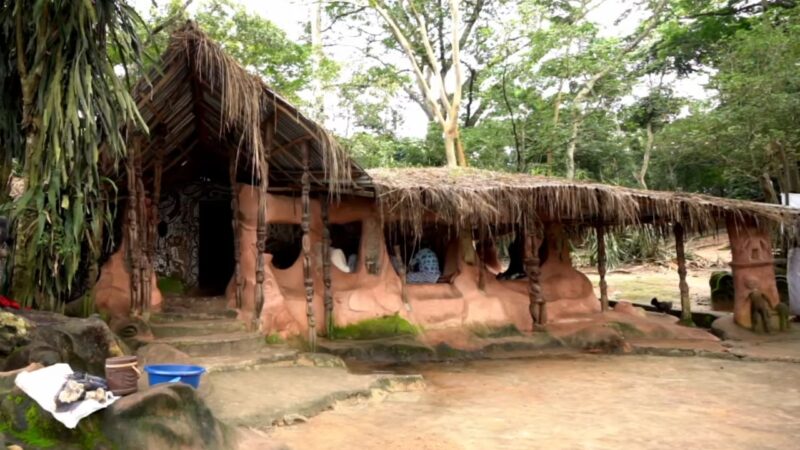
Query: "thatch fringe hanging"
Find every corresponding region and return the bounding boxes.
[368,167,799,236]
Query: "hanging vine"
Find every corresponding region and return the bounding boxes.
[0,1,146,308]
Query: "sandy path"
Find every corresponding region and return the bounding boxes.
[261,356,800,450]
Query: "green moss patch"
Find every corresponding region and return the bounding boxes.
[265,333,284,345]
[332,314,420,340]
[157,276,186,295]
[607,321,645,338]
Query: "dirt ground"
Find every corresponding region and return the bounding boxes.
[258,355,800,450]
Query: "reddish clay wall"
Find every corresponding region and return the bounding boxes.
[229,185,599,337]
[93,237,163,322]
[726,219,780,328]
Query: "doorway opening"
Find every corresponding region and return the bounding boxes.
[198,201,235,295]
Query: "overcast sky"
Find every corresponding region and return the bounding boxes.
[132,0,708,137]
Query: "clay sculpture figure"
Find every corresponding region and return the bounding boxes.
[747,277,789,333]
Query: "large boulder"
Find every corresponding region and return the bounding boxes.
[0,312,31,357]
[1,310,124,375]
[0,377,232,449]
[103,383,233,449]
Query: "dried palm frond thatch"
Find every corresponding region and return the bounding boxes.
[130,22,352,193]
[368,167,799,235]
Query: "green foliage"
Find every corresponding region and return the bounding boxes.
[265,333,284,345]
[576,226,670,269]
[0,0,147,308]
[332,314,420,340]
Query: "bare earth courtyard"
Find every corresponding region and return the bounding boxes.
[248,355,800,450]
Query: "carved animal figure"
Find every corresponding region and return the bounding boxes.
[651,297,672,314]
[749,288,773,333]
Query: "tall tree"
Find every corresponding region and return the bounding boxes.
[0,0,146,307]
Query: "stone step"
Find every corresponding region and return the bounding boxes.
[151,319,247,338]
[198,347,301,373]
[156,332,265,357]
[150,310,237,323]
[160,295,230,314]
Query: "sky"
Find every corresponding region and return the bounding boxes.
[132,0,709,137]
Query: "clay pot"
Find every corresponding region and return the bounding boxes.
[105,355,141,396]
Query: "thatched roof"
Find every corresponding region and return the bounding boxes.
[127,22,371,194]
[368,167,800,233]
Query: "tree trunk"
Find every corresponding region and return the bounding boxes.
[565,115,583,180]
[310,0,325,122]
[760,172,779,204]
[444,129,458,168]
[636,121,654,189]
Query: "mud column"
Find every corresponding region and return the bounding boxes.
[726,218,780,328]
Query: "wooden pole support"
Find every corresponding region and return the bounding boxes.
[301,142,317,349]
[230,153,243,310]
[596,224,609,312]
[321,200,333,337]
[524,222,545,327]
[674,222,693,324]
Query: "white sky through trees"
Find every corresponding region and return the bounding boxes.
[133,0,709,138]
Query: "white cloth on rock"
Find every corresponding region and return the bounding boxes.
[789,247,800,315]
[15,363,117,429]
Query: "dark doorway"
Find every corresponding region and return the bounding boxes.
[199,201,234,295]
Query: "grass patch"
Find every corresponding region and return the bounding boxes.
[470,324,522,339]
[332,314,420,340]
[265,333,284,345]
[157,276,185,295]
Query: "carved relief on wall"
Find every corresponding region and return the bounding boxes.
[153,182,230,288]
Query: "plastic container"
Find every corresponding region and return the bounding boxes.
[143,364,206,389]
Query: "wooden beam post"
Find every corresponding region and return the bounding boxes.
[301,142,317,349]
[144,145,163,321]
[596,224,609,312]
[321,200,333,337]
[394,244,410,310]
[230,153,243,310]
[253,127,272,331]
[125,138,142,317]
[524,222,545,327]
[674,222,693,325]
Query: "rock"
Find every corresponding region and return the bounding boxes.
[275,413,308,426]
[0,312,31,357]
[613,301,647,318]
[136,343,193,367]
[2,310,124,375]
[0,363,42,395]
[103,383,233,449]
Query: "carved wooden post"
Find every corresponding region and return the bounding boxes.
[135,152,149,317]
[253,121,273,330]
[394,244,410,310]
[674,222,693,324]
[143,145,163,320]
[301,142,317,349]
[477,226,487,291]
[126,137,142,317]
[524,222,545,327]
[321,200,333,337]
[230,153,243,309]
[596,224,609,312]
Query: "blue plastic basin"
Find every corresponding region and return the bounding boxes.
[144,364,206,389]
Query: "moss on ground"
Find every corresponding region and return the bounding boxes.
[332,314,420,340]
[470,324,522,339]
[265,333,284,345]
[157,276,185,295]
[607,321,645,338]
